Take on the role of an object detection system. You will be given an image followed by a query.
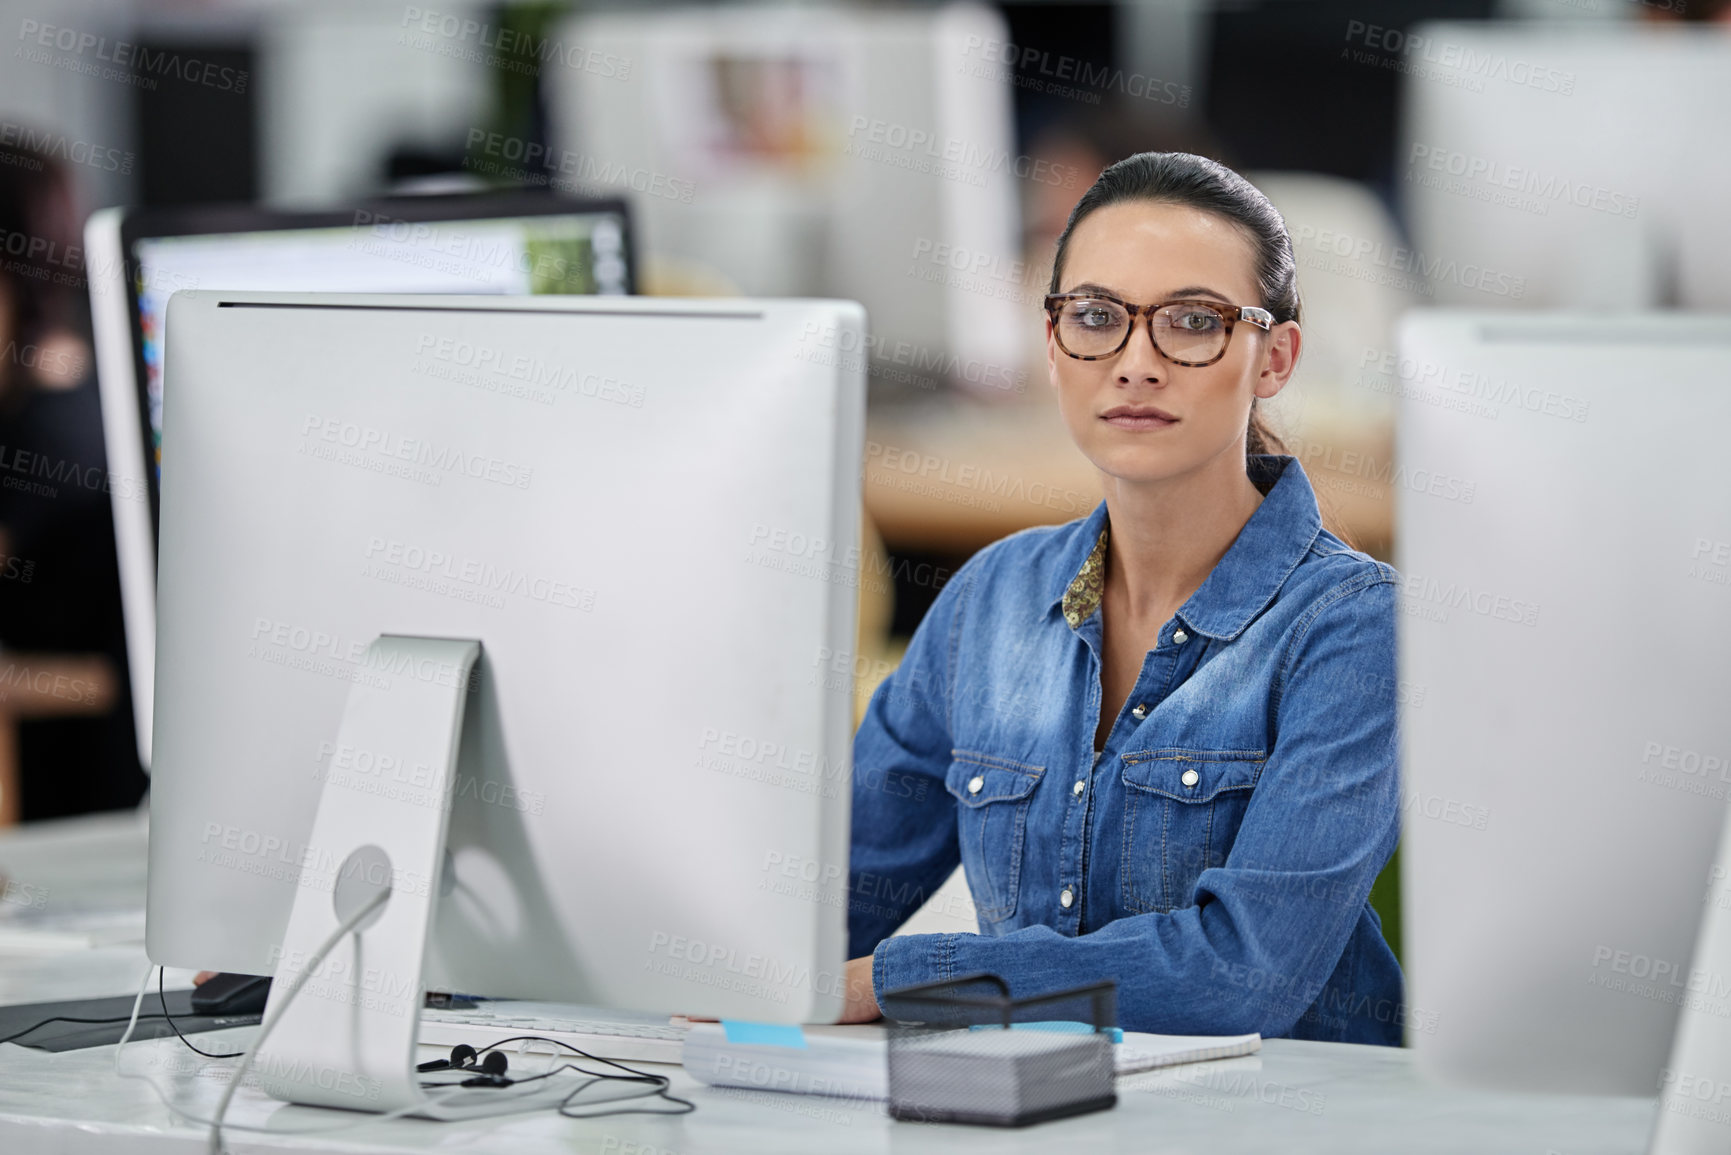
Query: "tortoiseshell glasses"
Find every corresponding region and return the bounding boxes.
[1044,293,1276,366]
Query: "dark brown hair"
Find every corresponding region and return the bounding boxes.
[1047,151,1298,462]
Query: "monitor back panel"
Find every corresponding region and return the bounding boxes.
[149,292,863,1023]
[1397,311,1731,1093]
[1401,25,1731,311]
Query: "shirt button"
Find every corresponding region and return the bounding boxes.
[1072,779,1086,797]
[1059,887,1074,909]
[1130,703,1148,720]
[967,775,984,795]
[1173,629,1189,644]
[1181,769,1200,788]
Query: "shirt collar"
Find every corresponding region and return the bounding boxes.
[1047,455,1323,642]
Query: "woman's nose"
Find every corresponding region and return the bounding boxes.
[1115,317,1165,385]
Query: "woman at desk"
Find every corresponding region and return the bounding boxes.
[840,152,1403,1044]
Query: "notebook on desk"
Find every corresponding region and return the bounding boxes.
[1112,1030,1263,1074]
[682,1022,1261,1100]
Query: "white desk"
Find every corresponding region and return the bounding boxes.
[0,812,1660,1154]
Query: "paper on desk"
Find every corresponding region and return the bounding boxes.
[0,907,146,954]
[684,1023,890,1100]
[1113,1031,1261,1074]
[683,1022,1261,1100]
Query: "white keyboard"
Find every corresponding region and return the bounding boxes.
[418,1001,688,1065]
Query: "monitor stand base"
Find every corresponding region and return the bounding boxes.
[247,635,549,1120]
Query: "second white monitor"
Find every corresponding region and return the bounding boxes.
[1397,310,1731,1094]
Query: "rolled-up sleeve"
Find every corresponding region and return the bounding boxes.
[845,552,990,958]
[870,572,1400,1036]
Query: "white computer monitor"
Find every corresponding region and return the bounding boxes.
[85,194,635,770]
[1400,23,1731,311]
[1395,310,1731,1099]
[544,3,1024,399]
[147,290,863,1116]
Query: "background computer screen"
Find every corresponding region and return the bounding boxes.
[128,206,630,492]
[88,196,634,768]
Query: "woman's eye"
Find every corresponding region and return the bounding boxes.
[1175,309,1221,331]
[1070,304,1118,328]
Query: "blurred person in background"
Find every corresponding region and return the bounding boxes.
[0,135,137,825]
[1021,101,1227,289]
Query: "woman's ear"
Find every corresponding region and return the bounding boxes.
[1255,321,1301,401]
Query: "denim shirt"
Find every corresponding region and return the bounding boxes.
[848,454,1405,1045]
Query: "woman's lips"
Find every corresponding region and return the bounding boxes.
[1102,412,1178,430]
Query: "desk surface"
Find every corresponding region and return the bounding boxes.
[0,811,1658,1154]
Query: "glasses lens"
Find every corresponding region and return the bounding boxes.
[1154,303,1227,362]
[1056,298,1129,356]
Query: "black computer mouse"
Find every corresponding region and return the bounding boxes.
[189,972,272,1016]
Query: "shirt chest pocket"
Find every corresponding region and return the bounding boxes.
[1118,748,1263,915]
[945,750,1044,925]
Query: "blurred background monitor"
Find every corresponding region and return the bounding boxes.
[1401,22,1731,310]
[1396,309,1731,1094]
[85,194,634,768]
[546,2,1024,400]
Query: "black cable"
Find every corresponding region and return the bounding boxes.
[421,1058,686,1106]
[159,968,244,1059]
[419,1059,583,1091]
[0,975,270,1051]
[0,1011,174,1047]
[551,1060,695,1119]
[480,1034,691,1099]
[418,1033,695,1118]
[558,1077,696,1120]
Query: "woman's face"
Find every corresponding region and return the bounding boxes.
[1046,200,1300,487]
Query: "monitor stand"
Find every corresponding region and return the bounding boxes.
[251,636,570,1121]
[1648,800,1731,1153]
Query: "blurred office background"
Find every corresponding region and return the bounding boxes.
[3,0,1727,960]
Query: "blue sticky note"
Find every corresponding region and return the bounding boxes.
[721,1020,808,1048]
[968,1021,1123,1043]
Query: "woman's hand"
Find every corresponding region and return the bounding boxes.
[836,955,881,1023]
